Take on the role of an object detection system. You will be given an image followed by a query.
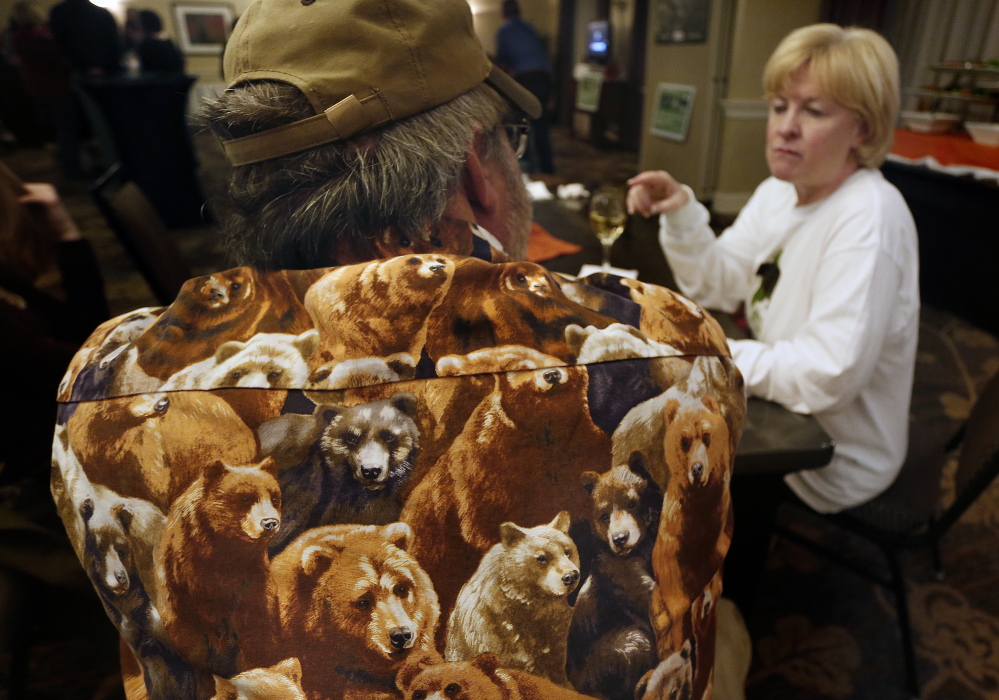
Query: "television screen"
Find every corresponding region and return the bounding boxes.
[587,20,610,63]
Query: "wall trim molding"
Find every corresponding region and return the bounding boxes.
[720,99,768,120]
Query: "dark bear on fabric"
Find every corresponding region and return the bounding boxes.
[81,497,196,698]
[568,452,662,700]
[258,392,420,553]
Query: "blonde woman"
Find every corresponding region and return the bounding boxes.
[628,24,918,613]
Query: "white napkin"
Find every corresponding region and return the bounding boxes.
[557,183,590,200]
[578,264,639,279]
[524,177,554,201]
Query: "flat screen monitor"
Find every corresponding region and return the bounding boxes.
[587,20,610,64]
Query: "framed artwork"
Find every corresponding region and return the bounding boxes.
[655,0,711,44]
[173,3,235,55]
[575,70,604,113]
[650,83,696,142]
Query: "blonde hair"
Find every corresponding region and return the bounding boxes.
[763,24,899,168]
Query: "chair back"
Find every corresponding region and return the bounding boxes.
[0,161,57,282]
[940,370,999,533]
[90,164,191,305]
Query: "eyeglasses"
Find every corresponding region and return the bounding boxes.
[501,119,531,159]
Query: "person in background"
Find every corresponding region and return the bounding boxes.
[48,0,122,76]
[0,171,108,493]
[132,9,184,74]
[628,23,919,616]
[8,2,83,179]
[495,0,555,174]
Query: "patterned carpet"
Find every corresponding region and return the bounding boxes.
[2,128,999,700]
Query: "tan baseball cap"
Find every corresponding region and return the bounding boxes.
[221,0,541,166]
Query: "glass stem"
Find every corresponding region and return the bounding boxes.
[602,243,613,269]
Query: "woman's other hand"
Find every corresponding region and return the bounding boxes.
[626,170,691,217]
[19,183,82,242]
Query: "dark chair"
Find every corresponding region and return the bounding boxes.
[774,368,999,699]
[90,164,192,305]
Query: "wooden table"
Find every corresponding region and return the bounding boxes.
[532,196,834,477]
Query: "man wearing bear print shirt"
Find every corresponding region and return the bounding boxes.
[51,1,746,699]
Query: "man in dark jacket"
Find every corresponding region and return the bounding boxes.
[49,0,122,75]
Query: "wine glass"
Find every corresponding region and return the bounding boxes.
[589,184,627,270]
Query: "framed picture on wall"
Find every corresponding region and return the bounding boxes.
[650,83,696,141]
[575,69,605,113]
[173,2,235,55]
[655,0,711,44]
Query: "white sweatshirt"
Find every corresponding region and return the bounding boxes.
[660,168,919,512]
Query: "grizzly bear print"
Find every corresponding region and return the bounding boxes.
[135,268,269,379]
[611,357,737,490]
[258,392,420,552]
[564,323,680,364]
[424,258,612,360]
[66,392,257,511]
[309,352,417,391]
[61,308,162,401]
[569,452,661,700]
[635,640,693,700]
[686,571,723,700]
[162,329,320,391]
[51,426,164,587]
[445,512,579,686]
[211,658,305,700]
[620,278,729,356]
[269,522,441,700]
[304,254,455,362]
[650,393,732,654]
[156,458,281,677]
[401,365,609,619]
[559,274,643,327]
[396,653,596,700]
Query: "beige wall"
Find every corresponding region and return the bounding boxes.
[637,0,822,212]
[712,0,822,212]
[637,0,734,198]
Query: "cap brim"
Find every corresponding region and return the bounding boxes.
[485,64,542,119]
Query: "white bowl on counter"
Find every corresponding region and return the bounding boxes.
[901,111,962,134]
[965,121,999,146]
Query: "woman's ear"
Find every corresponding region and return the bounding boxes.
[853,114,870,148]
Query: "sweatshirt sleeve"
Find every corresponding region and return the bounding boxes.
[658,185,763,313]
[728,212,904,415]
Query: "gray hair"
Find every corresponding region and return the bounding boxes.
[200,82,510,269]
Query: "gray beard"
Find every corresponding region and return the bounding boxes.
[499,155,533,262]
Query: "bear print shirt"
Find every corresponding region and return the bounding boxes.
[52,222,745,700]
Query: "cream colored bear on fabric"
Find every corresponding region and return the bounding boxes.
[161,329,320,390]
[444,512,580,687]
[564,322,681,364]
[211,658,306,700]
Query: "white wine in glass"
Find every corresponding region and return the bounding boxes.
[589,185,627,270]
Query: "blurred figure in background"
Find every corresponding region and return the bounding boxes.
[495,0,554,174]
[48,0,123,76]
[8,1,83,179]
[0,167,109,494]
[127,9,184,74]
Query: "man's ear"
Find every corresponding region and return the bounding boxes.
[461,131,500,217]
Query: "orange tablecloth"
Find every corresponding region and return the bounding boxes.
[891,127,999,170]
